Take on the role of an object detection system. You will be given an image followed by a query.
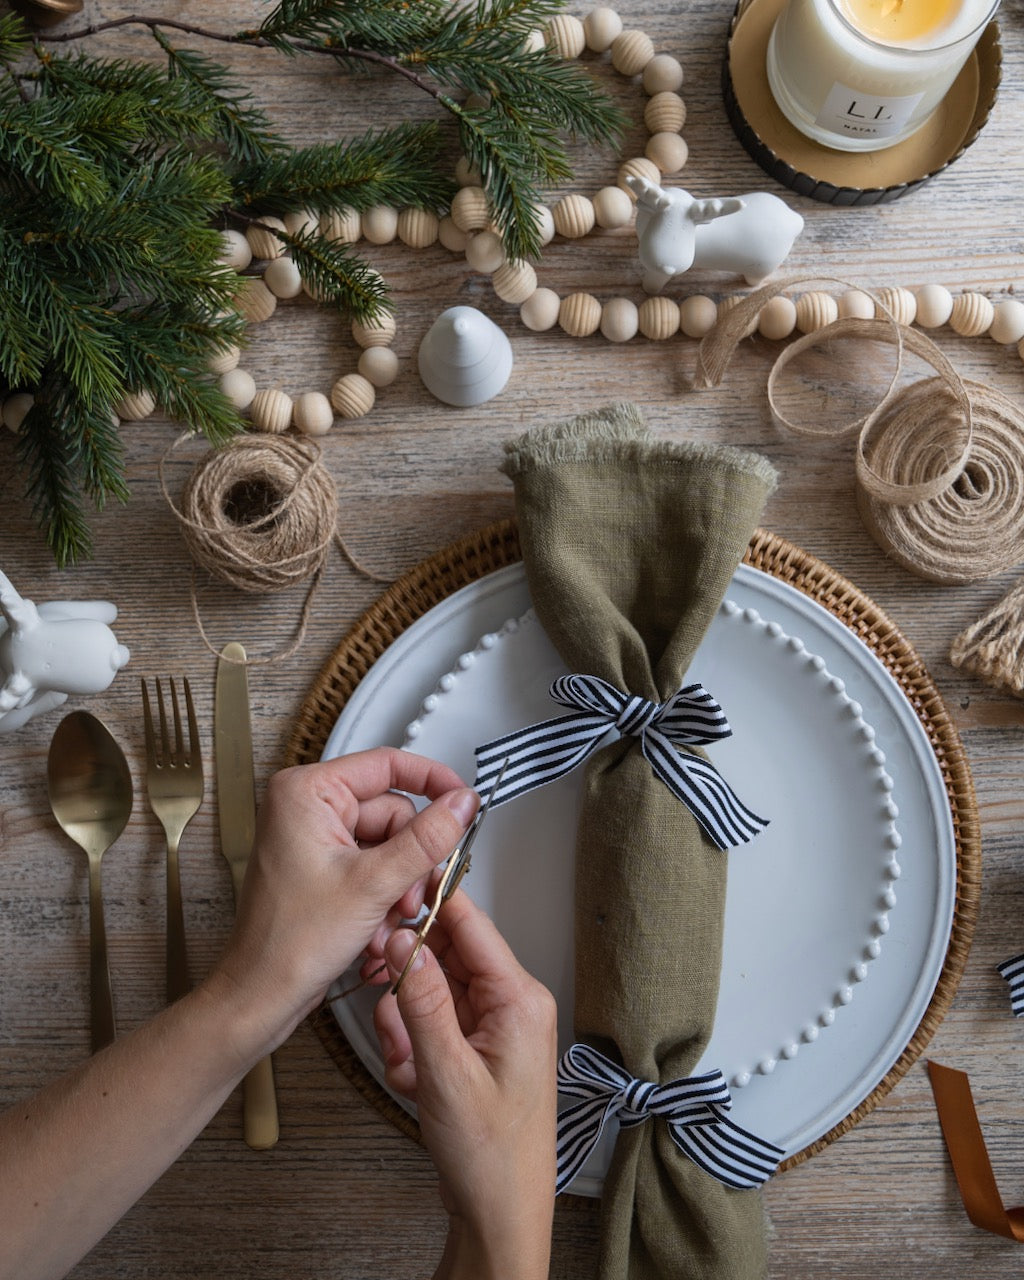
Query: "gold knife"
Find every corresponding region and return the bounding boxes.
[215,641,279,1151]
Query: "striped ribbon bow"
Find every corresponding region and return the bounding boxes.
[555,1043,784,1194]
[997,953,1024,1017]
[474,673,768,850]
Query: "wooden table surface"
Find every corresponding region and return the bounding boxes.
[3,0,1024,1275]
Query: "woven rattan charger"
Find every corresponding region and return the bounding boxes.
[283,517,980,1176]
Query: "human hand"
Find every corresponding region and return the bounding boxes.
[374,892,558,1280]
[208,747,478,1051]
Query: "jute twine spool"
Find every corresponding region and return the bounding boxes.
[162,432,389,662]
[693,276,1024,585]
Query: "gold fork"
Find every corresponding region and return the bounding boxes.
[142,677,204,1004]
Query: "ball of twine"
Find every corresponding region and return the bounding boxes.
[176,433,336,593]
[694,276,1024,585]
[162,432,388,663]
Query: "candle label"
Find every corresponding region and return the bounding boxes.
[816,82,926,139]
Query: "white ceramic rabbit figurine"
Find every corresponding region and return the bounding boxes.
[0,570,130,732]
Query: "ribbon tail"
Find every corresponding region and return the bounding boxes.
[555,1094,617,1195]
[475,712,612,806]
[668,1111,784,1190]
[996,953,1024,1017]
[642,729,769,850]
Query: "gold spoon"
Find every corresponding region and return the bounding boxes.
[47,711,133,1053]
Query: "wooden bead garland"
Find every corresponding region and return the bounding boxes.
[79,5,1023,445]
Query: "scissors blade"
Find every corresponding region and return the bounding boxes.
[443,757,508,899]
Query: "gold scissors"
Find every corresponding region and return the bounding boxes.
[391,758,508,995]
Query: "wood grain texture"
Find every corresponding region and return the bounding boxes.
[1,0,1023,1274]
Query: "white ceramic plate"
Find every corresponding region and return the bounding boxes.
[322,563,956,1195]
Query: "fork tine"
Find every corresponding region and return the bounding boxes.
[155,676,171,766]
[169,677,185,766]
[182,677,199,767]
[141,678,156,759]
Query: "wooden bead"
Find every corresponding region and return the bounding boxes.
[2,391,33,433]
[643,53,684,94]
[234,277,277,323]
[718,295,759,338]
[219,229,252,270]
[398,207,439,249]
[320,208,361,243]
[617,156,660,197]
[645,132,688,174]
[292,391,333,437]
[552,193,595,239]
[114,389,156,421]
[208,345,241,375]
[585,6,623,50]
[352,311,397,348]
[218,369,256,411]
[545,13,586,57]
[361,206,398,245]
[249,388,292,434]
[914,283,953,328]
[246,217,287,260]
[522,28,545,53]
[838,289,875,320]
[989,299,1024,344]
[455,156,482,187]
[795,291,838,333]
[757,295,797,341]
[593,185,634,229]
[451,186,491,233]
[492,260,537,304]
[875,285,916,326]
[644,91,686,135]
[530,203,556,246]
[600,298,639,343]
[330,373,376,420]
[465,230,506,273]
[520,288,561,332]
[610,29,656,76]
[358,346,400,387]
[679,294,718,338]
[284,208,318,236]
[263,256,303,299]
[638,296,680,340]
[558,293,602,338]
[438,215,470,252]
[950,291,994,337]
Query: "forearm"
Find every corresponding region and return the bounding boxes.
[0,971,273,1280]
[433,1202,555,1280]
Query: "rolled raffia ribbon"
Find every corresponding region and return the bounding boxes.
[692,276,1024,585]
[161,431,389,662]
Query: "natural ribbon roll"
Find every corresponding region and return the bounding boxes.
[694,277,1024,585]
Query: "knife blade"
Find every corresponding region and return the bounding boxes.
[215,641,279,1151]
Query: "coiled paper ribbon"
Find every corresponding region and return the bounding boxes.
[473,673,768,850]
[554,1043,784,1195]
[694,276,1024,585]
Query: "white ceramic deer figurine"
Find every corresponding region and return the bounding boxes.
[626,176,804,292]
[0,570,130,732]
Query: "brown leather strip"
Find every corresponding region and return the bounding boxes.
[928,1060,1024,1240]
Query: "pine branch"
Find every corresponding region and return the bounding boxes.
[279,227,391,319]
[234,122,453,215]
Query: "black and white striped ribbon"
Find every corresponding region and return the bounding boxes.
[997,953,1024,1017]
[474,673,768,850]
[554,1043,784,1194]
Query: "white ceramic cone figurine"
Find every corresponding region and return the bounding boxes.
[417,305,513,407]
[0,570,130,732]
[626,175,804,292]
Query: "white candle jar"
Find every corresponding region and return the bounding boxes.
[766,0,999,151]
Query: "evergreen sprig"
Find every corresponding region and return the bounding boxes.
[2,0,624,564]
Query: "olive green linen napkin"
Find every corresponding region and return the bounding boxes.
[500,404,778,1280]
